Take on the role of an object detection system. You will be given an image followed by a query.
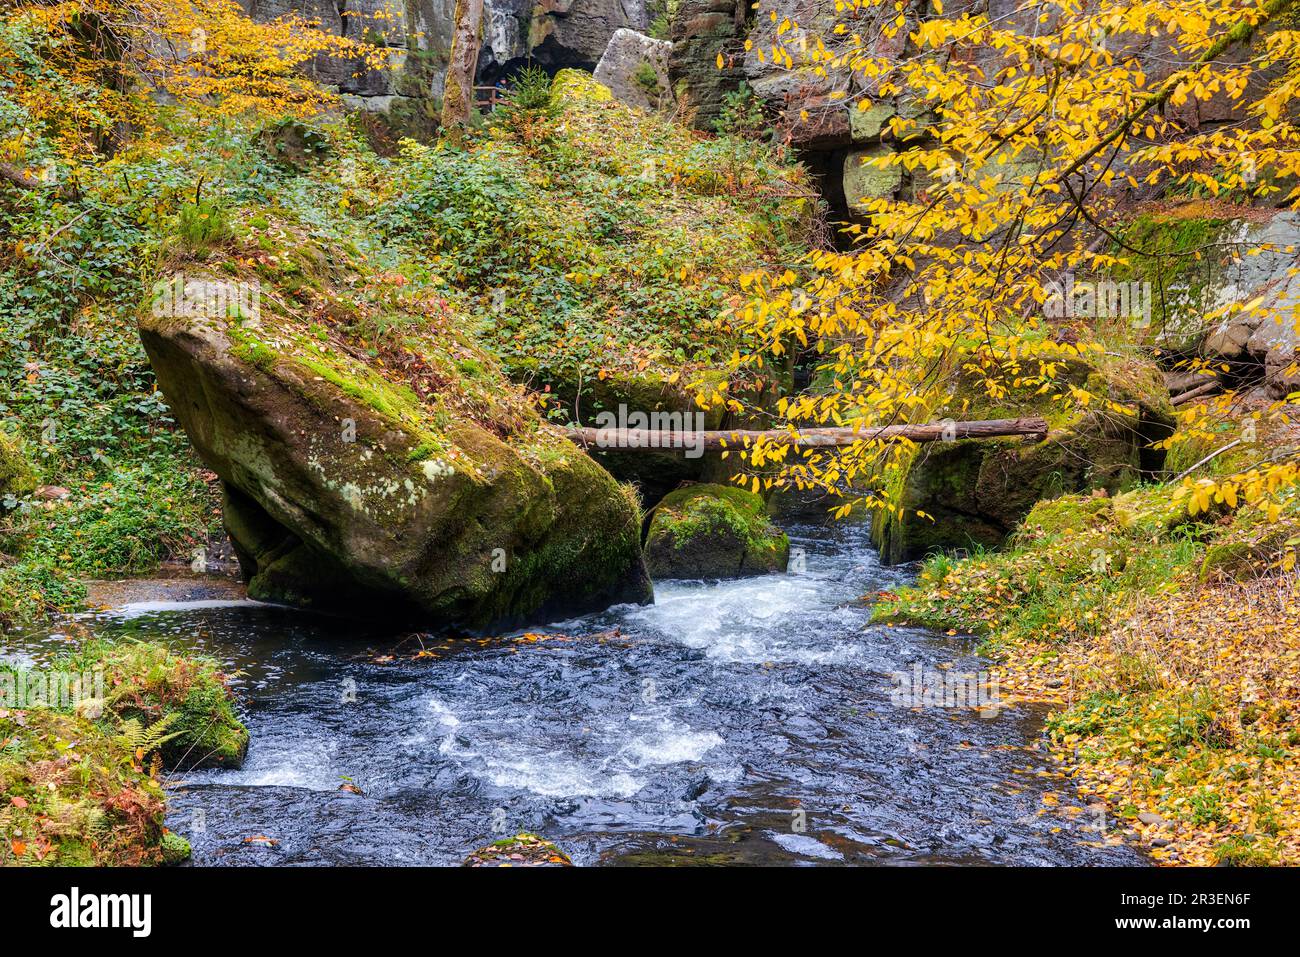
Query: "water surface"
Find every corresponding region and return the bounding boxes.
[5,523,1142,866]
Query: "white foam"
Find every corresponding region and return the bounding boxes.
[769,831,844,861]
[618,726,723,768]
[101,599,274,620]
[624,573,864,666]
[185,737,340,791]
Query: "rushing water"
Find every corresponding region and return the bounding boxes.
[6,523,1143,866]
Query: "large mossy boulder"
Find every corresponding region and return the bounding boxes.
[0,430,37,502]
[139,246,652,629]
[644,483,789,579]
[874,351,1176,564]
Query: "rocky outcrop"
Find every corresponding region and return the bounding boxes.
[644,484,789,578]
[139,258,652,628]
[1108,209,1300,397]
[667,0,746,128]
[669,0,1277,217]
[525,0,649,71]
[238,1,447,141]
[238,0,647,140]
[1198,212,1300,397]
[873,355,1176,564]
[593,28,671,110]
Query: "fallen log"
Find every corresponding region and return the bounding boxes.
[563,417,1049,452]
[0,162,40,190]
[1171,380,1222,407]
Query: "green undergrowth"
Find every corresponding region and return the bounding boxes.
[1,457,217,625]
[873,484,1218,649]
[377,69,815,415]
[0,639,247,865]
[873,480,1300,864]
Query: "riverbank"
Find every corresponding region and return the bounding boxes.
[875,476,1300,865]
[0,635,248,865]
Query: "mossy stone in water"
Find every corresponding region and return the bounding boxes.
[644,483,789,580]
[160,832,192,865]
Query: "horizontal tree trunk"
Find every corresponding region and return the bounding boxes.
[563,417,1049,452]
[1171,380,1221,407]
[0,162,41,190]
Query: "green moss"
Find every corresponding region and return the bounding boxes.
[0,459,214,625]
[160,831,192,864]
[644,483,789,579]
[1109,211,1234,348]
[0,428,38,500]
[551,69,614,104]
[232,336,278,372]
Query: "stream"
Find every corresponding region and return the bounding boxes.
[7,523,1144,866]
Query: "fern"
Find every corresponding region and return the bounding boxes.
[114,712,182,755]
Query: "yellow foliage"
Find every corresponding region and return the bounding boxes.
[718,0,1300,517]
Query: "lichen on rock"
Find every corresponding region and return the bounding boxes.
[140,223,652,629]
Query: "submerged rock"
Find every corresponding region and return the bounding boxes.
[644,483,790,579]
[140,252,651,629]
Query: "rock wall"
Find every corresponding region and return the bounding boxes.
[670,0,1278,217]
[238,0,647,138]
[667,0,746,128]
[1193,212,1300,397]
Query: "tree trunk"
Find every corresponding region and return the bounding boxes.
[563,417,1049,452]
[441,0,484,146]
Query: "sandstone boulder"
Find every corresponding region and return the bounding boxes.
[594,29,672,111]
[140,252,652,628]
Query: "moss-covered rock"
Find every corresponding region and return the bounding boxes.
[1199,514,1299,582]
[644,483,790,579]
[160,831,192,864]
[97,642,249,771]
[0,429,38,501]
[874,351,1176,563]
[139,241,652,629]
